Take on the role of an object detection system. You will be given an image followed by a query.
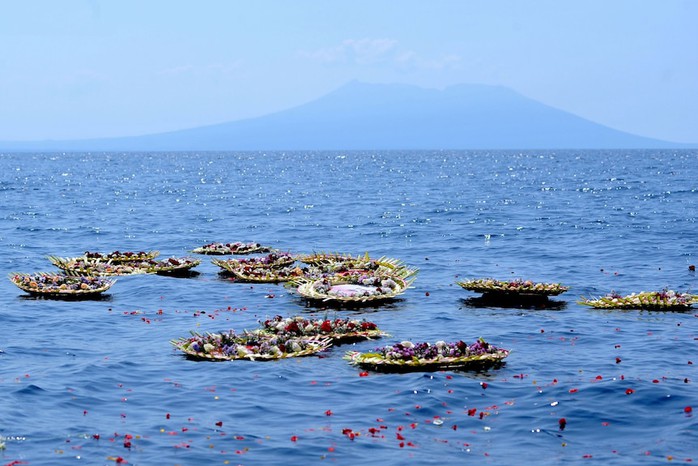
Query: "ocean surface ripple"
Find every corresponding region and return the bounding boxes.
[0,150,696,464]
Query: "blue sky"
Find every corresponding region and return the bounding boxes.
[1,0,696,143]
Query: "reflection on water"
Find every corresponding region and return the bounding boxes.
[460,295,568,310]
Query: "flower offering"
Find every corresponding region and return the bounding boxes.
[9,272,116,297]
[192,242,272,255]
[171,330,331,361]
[578,290,698,310]
[259,315,386,343]
[345,338,509,372]
[457,278,569,296]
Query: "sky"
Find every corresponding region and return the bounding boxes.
[0,0,696,143]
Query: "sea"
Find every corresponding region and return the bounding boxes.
[0,150,696,465]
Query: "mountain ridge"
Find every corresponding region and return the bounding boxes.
[0,81,693,151]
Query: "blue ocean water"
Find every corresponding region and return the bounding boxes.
[0,150,696,465]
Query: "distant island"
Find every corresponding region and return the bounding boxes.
[0,81,692,151]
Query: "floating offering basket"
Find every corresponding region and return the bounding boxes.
[296,272,415,303]
[192,242,272,255]
[171,331,331,361]
[83,250,159,263]
[344,339,509,373]
[297,252,363,265]
[212,253,299,281]
[578,290,698,310]
[9,272,115,298]
[457,278,569,297]
[297,252,417,276]
[259,315,387,344]
[49,256,150,276]
[212,252,296,272]
[227,266,306,283]
[143,257,201,275]
[49,255,200,276]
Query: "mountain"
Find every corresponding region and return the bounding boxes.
[0,81,691,151]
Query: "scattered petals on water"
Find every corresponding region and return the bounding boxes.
[359,372,369,377]
[106,457,127,464]
[625,388,635,395]
[290,435,298,442]
[325,410,333,416]
[558,418,567,431]
[684,406,693,414]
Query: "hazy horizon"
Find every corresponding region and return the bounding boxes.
[1,1,696,144]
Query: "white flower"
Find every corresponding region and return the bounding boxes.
[382,279,397,289]
[203,343,215,353]
[401,341,414,348]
